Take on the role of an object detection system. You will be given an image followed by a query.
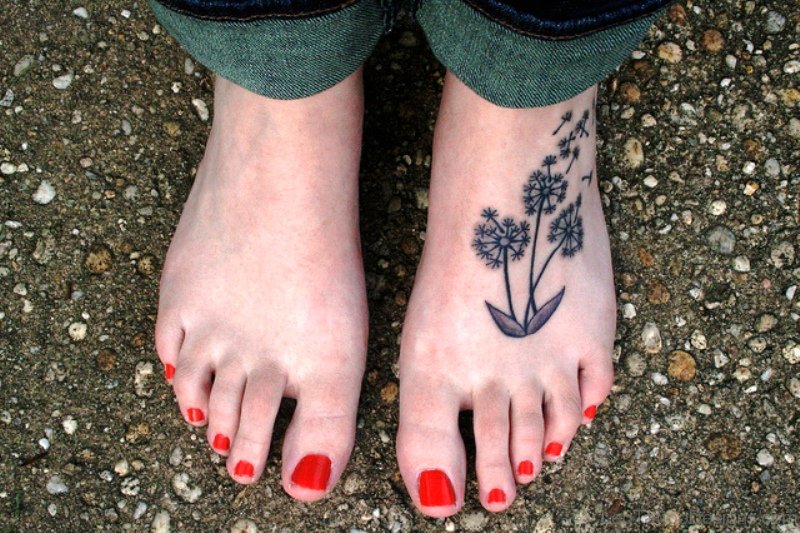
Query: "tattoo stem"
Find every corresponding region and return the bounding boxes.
[503,248,516,320]
[524,209,543,323]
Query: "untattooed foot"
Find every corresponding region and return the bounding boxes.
[397,74,616,516]
[155,74,368,500]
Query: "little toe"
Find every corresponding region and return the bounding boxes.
[281,376,360,501]
[397,376,465,517]
[578,355,614,423]
[172,341,213,427]
[227,370,285,484]
[541,373,583,462]
[509,384,545,484]
[473,384,516,512]
[206,362,246,456]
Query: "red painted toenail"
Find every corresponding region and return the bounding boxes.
[234,460,254,477]
[291,454,331,491]
[418,470,456,507]
[186,408,204,423]
[584,405,597,419]
[164,364,175,380]
[487,488,506,504]
[545,442,563,456]
[213,434,230,451]
[518,460,534,476]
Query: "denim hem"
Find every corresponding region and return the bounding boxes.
[417,0,662,108]
[149,0,384,100]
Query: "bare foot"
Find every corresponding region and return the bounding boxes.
[156,73,368,501]
[397,74,615,516]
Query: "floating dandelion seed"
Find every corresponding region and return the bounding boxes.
[558,131,576,159]
[553,111,573,135]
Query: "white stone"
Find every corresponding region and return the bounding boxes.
[53,73,74,90]
[172,473,202,503]
[624,138,644,169]
[73,7,88,18]
[789,377,800,399]
[68,322,87,341]
[133,501,148,520]
[643,176,658,188]
[732,256,750,272]
[622,302,637,319]
[230,519,259,533]
[709,200,727,215]
[782,341,800,364]
[756,448,775,467]
[62,416,77,435]
[39,437,50,450]
[32,180,56,204]
[191,98,209,121]
[134,361,154,397]
[642,322,662,353]
[785,60,800,74]
[114,459,130,477]
[0,162,16,175]
[151,510,171,533]
[46,475,68,495]
[652,372,668,385]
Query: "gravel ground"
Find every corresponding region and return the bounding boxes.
[1,1,798,531]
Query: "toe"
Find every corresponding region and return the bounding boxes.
[154,311,183,383]
[206,361,246,456]
[541,371,583,462]
[473,384,516,512]
[172,341,213,427]
[227,369,285,484]
[397,375,465,517]
[509,383,544,484]
[578,355,614,423]
[281,375,360,501]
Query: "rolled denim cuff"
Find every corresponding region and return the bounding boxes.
[149,0,384,99]
[417,0,662,108]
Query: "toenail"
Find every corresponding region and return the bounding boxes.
[584,405,597,420]
[186,408,204,423]
[291,454,331,491]
[545,442,563,456]
[234,460,254,478]
[418,470,456,507]
[212,434,230,451]
[487,488,506,504]
[164,364,175,380]
[517,460,534,476]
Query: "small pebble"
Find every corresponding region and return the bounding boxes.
[68,322,87,341]
[651,372,668,385]
[706,225,736,254]
[151,510,171,533]
[73,7,88,18]
[134,361,155,397]
[622,302,637,319]
[46,475,68,495]
[788,377,800,399]
[785,60,800,75]
[14,55,34,76]
[39,437,50,450]
[643,176,658,188]
[755,314,778,333]
[114,459,130,477]
[782,341,800,365]
[53,73,74,90]
[0,162,15,175]
[62,417,77,435]
[709,200,726,215]
[133,501,148,520]
[191,98,209,121]
[642,322,662,353]
[657,42,683,63]
[230,519,259,533]
[624,138,644,168]
[172,473,202,503]
[756,449,775,467]
[32,180,56,204]
[668,350,696,381]
[732,256,750,272]
[764,158,780,177]
[764,11,786,34]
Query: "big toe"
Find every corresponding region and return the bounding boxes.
[397,376,465,518]
[281,374,360,501]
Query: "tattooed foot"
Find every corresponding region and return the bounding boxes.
[397,74,615,516]
[156,74,367,500]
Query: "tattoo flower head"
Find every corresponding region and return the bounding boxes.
[548,194,584,257]
[524,158,567,215]
[473,209,531,268]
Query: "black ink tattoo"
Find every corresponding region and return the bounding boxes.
[473,108,591,338]
[552,111,573,135]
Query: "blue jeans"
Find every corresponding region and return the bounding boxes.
[150,0,672,106]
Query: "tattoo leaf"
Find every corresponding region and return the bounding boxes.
[525,287,565,335]
[485,302,527,337]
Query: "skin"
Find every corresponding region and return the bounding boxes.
[396,74,615,516]
[155,71,616,515]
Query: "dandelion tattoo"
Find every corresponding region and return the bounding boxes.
[473,108,591,338]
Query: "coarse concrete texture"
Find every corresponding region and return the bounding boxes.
[1,1,798,531]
